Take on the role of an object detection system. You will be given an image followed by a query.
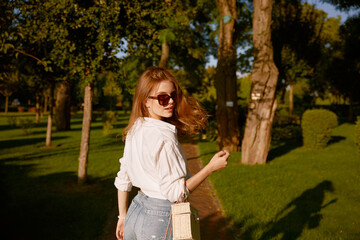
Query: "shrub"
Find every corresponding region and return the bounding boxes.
[7,116,18,128]
[18,118,33,135]
[301,109,338,149]
[356,116,360,153]
[272,123,302,141]
[201,119,218,142]
[102,111,118,136]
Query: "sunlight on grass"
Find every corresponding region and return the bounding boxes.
[199,123,360,239]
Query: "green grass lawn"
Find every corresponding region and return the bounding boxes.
[0,112,127,240]
[199,123,360,239]
[2,112,359,240]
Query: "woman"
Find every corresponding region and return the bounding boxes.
[114,67,230,240]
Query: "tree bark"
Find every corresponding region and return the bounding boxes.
[241,0,279,164]
[55,80,71,130]
[45,81,55,147]
[159,41,170,68]
[5,95,9,114]
[35,93,40,124]
[215,0,240,152]
[78,82,93,184]
[289,84,294,120]
[43,91,48,113]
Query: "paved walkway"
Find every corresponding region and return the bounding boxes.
[103,143,236,240]
[182,143,236,240]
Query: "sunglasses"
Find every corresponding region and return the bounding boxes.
[148,91,177,106]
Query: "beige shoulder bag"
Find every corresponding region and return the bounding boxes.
[164,189,201,240]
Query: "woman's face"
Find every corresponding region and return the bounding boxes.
[146,80,176,120]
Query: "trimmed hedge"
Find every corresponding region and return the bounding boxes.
[301,109,338,149]
[356,116,360,153]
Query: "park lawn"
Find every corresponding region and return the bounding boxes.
[199,123,360,240]
[0,112,127,240]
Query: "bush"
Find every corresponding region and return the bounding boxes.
[272,123,302,141]
[356,116,360,153]
[201,118,217,142]
[18,118,33,135]
[7,116,18,128]
[301,109,338,149]
[102,111,118,136]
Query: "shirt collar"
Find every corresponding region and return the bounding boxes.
[142,117,177,133]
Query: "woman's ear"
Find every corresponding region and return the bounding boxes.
[145,98,151,108]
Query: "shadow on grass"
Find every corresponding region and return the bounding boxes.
[268,140,302,162]
[328,136,346,145]
[0,136,69,150]
[234,181,337,240]
[199,213,236,240]
[1,159,117,240]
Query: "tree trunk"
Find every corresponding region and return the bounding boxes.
[44,91,48,113]
[55,80,71,130]
[78,83,93,184]
[215,0,240,152]
[45,81,55,147]
[5,95,9,114]
[241,0,279,164]
[159,41,170,68]
[35,93,40,124]
[289,84,294,120]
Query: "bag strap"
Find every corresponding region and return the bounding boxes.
[164,213,172,240]
[164,183,187,239]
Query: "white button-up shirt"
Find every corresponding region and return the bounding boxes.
[114,117,190,202]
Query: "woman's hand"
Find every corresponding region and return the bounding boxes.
[185,150,229,192]
[208,150,230,173]
[116,218,125,240]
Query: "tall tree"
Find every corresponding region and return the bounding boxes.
[215,0,240,152]
[0,69,19,114]
[241,0,279,164]
[12,0,125,183]
[325,14,360,121]
[55,79,72,130]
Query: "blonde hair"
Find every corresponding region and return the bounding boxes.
[123,67,207,139]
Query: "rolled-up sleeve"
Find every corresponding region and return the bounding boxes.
[157,141,189,202]
[114,157,132,191]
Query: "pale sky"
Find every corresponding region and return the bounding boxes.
[305,0,359,22]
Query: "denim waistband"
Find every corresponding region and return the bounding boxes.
[134,191,172,208]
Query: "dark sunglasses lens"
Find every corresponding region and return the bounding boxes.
[157,94,170,106]
[171,92,177,101]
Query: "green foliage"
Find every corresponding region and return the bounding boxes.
[202,119,218,142]
[102,111,118,136]
[325,14,360,105]
[301,109,338,149]
[356,116,360,153]
[238,74,251,107]
[272,123,302,141]
[272,1,342,101]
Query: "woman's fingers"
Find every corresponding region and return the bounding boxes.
[216,150,230,159]
[209,150,230,172]
[116,219,125,239]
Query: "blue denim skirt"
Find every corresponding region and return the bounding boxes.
[124,191,173,240]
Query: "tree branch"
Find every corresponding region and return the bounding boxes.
[13,48,47,68]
